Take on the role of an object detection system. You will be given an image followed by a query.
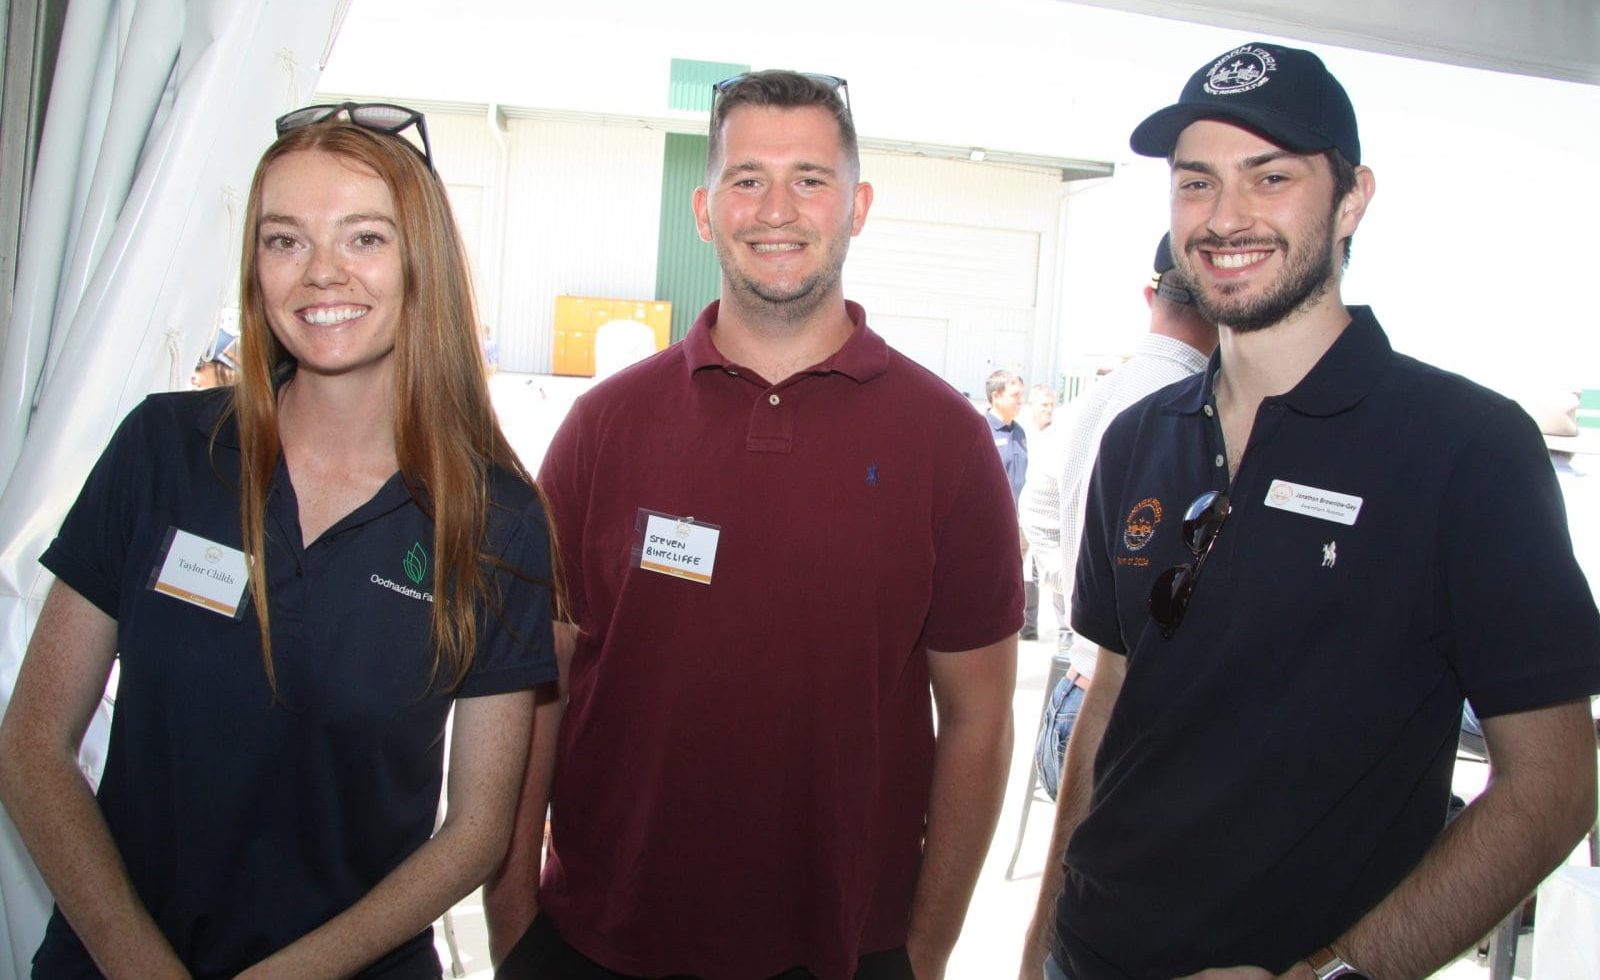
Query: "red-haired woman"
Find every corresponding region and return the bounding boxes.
[0,104,557,979]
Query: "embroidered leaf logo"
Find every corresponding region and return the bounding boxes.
[403,542,428,585]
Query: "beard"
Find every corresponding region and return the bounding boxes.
[1180,204,1339,334]
[712,230,849,326]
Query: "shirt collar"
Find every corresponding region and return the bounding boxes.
[1165,305,1389,418]
[194,387,242,448]
[682,300,889,384]
[190,362,300,449]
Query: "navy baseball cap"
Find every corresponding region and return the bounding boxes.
[1130,42,1360,165]
[1152,233,1194,306]
[1153,233,1177,275]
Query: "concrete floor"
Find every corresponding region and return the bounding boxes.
[456,373,1543,980]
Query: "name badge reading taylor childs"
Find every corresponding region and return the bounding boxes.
[149,527,250,618]
[637,510,720,586]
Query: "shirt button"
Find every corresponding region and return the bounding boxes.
[1203,404,1215,417]
[1214,454,1225,468]
[768,394,781,406]
[727,369,738,376]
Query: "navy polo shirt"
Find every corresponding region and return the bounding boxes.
[986,409,1028,504]
[34,388,557,979]
[1058,307,1600,979]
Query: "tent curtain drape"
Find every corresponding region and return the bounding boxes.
[0,2,346,974]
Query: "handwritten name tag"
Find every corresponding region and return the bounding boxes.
[638,512,720,585]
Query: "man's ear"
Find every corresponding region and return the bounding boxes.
[850,180,874,236]
[1337,166,1376,238]
[692,185,713,243]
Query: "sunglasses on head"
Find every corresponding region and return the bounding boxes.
[274,102,434,171]
[711,72,851,116]
[1148,490,1230,638]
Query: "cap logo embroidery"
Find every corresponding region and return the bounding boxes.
[1123,497,1163,552]
[1204,45,1277,96]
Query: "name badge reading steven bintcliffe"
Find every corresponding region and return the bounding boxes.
[149,527,250,618]
[1263,479,1363,526]
[637,511,720,585]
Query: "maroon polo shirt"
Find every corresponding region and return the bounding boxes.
[536,301,1022,980]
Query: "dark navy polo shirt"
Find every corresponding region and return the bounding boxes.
[1058,307,1600,979]
[34,388,557,979]
[986,409,1028,504]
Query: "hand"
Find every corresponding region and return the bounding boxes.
[906,933,948,980]
[484,888,538,967]
[1017,915,1051,980]
[1176,967,1274,980]
[233,960,296,980]
[232,943,321,980]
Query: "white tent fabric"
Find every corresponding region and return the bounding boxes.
[0,1,345,974]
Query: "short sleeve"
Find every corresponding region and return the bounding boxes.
[457,484,560,698]
[1443,402,1600,717]
[536,400,590,628]
[1070,416,1134,655]
[922,421,1025,652]
[38,400,158,618]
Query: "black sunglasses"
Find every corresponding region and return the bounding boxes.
[1148,490,1230,638]
[274,102,434,171]
[711,72,851,116]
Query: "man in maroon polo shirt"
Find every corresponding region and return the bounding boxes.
[485,71,1022,980]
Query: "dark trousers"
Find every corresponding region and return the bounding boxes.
[497,914,915,980]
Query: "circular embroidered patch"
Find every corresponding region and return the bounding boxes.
[1123,497,1164,552]
[1204,45,1278,96]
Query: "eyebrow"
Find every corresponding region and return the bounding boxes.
[1173,148,1306,175]
[722,160,838,179]
[258,212,398,228]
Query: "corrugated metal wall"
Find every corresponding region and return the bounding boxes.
[657,59,746,340]
[654,134,719,342]
[424,109,1064,390]
[668,58,746,111]
[846,151,1063,398]
[431,112,667,375]
[430,113,505,334]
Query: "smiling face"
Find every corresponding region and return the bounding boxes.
[1028,388,1057,429]
[693,104,872,324]
[1169,120,1366,333]
[254,150,405,381]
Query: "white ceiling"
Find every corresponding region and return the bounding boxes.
[1070,0,1600,85]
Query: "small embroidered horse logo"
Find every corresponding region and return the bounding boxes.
[866,463,879,487]
[1321,541,1337,568]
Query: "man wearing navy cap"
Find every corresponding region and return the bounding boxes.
[1021,42,1600,980]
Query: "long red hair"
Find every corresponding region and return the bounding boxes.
[226,120,554,692]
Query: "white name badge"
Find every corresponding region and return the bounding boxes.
[1264,479,1363,526]
[149,527,250,618]
[637,511,720,585]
